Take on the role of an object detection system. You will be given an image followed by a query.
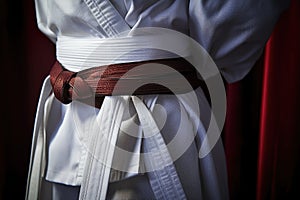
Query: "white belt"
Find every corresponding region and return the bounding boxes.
[79,96,186,199]
[56,32,191,72]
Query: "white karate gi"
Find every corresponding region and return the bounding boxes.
[26,0,289,199]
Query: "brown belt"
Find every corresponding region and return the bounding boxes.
[50,58,205,108]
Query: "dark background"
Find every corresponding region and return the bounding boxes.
[1,0,54,199]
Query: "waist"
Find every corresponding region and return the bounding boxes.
[50,57,205,108]
[53,33,205,107]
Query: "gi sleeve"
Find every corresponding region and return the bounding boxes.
[189,0,290,83]
[34,0,57,43]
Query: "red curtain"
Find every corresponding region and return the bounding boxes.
[257,1,300,199]
[224,1,300,199]
[0,0,299,199]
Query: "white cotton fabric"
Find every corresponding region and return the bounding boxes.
[27,0,289,199]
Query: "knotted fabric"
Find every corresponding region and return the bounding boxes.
[50,58,205,107]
